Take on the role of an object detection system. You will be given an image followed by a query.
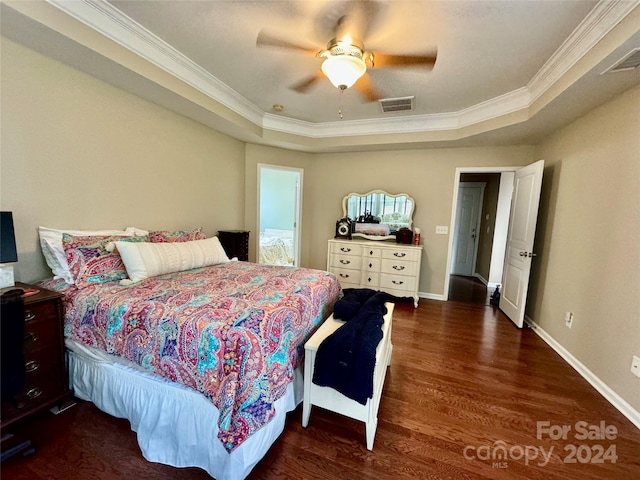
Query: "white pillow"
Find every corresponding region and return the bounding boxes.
[125,227,150,236]
[39,226,136,284]
[115,236,230,284]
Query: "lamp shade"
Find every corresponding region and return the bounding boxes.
[321,55,366,89]
[0,212,18,263]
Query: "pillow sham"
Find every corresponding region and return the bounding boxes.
[62,234,148,288]
[115,236,229,284]
[39,226,136,284]
[148,227,207,243]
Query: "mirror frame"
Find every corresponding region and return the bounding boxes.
[342,190,415,241]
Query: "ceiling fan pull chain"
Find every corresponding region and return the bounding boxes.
[338,87,344,120]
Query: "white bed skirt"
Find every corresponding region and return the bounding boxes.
[66,340,303,480]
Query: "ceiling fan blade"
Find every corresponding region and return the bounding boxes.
[345,1,387,42]
[371,52,437,69]
[354,74,383,102]
[256,31,318,55]
[290,71,324,93]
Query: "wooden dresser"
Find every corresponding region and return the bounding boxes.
[1,283,71,429]
[327,238,423,307]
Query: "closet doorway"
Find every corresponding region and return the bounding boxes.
[257,165,302,267]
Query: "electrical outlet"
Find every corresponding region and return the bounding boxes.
[631,356,640,379]
[435,226,449,235]
[564,311,574,328]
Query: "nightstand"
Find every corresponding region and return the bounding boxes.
[1,282,72,429]
[218,230,250,261]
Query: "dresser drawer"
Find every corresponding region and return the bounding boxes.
[361,246,382,258]
[380,273,416,293]
[361,272,379,288]
[381,248,421,262]
[330,268,360,289]
[330,254,362,270]
[362,258,381,272]
[380,258,418,276]
[330,243,363,256]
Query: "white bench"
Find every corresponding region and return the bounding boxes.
[302,303,394,450]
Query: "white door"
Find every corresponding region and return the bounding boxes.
[257,165,302,266]
[500,160,545,328]
[451,184,484,275]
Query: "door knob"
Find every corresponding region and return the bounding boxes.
[528,252,537,258]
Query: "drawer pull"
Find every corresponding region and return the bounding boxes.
[393,252,406,258]
[369,263,373,268]
[393,265,405,271]
[339,259,351,265]
[369,250,374,255]
[24,332,39,343]
[339,274,350,279]
[368,277,372,283]
[25,360,40,372]
[340,247,351,252]
[392,280,404,285]
[26,387,42,399]
[24,310,36,322]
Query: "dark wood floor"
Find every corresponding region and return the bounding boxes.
[448,274,490,304]
[3,300,639,479]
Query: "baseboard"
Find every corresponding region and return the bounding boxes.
[419,292,446,301]
[525,315,640,430]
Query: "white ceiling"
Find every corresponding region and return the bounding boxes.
[2,0,639,152]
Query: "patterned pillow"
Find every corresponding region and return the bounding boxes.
[148,228,207,243]
[62,234,148,287]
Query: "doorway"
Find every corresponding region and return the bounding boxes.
[446,169,516,304]
[257,165,302,266]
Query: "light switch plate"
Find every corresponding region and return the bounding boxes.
[435,226,449,235]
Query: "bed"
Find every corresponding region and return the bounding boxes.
[37,229,340,479]
[258,229,294,266]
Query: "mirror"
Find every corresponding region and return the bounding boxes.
[343,190,415,240]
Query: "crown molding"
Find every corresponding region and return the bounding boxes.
[528,0,640,102]
[45,0,637,140]
[47,0,265,127]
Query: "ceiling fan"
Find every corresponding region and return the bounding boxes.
[256,10,437,102]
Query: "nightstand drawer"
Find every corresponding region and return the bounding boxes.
[1,283,71,429]
[2,362,66,417]
[23,316,59,354]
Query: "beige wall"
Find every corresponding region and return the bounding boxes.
[1,38,246,282]
[529,84,640,411]
[306,148,533,295]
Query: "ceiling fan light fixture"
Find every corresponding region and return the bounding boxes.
[321,55,366,89]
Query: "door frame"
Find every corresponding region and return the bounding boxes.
[256,164,303,266]
[451,182,485,276]
[444,166,521,301]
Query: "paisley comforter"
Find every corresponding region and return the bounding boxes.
[42,262,340,452]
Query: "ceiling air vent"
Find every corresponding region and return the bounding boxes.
[379,96,414,113]
[602,48,640,74]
